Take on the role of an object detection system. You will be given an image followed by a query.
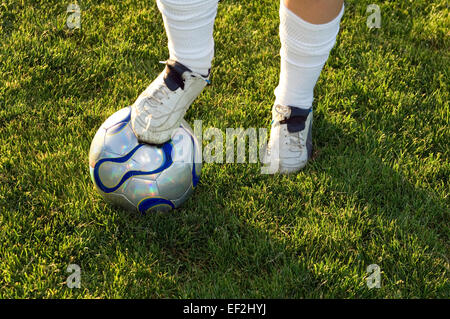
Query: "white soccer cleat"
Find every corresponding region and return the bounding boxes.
[265,104,313,174]
[131,59,209,144]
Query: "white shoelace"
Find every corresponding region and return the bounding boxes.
[144,84,170,111]
[285,128,304,152]
[274,105,304,153]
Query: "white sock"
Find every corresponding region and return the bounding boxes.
[274,1,344,109]
[157,0,219,75]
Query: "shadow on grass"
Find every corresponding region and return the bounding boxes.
[75,111,447,298]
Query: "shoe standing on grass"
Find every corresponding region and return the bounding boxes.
[131,0,344,174]
[267,0,344,173]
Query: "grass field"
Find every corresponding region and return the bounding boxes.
[0,0,448,298]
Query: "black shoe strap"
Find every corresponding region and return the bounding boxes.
[163,59,192,91]
[280,107,312,133]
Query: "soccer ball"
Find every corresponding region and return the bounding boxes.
[89,107,202,213]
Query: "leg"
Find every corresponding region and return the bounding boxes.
[158,0,218,75]
[276,0,344,110]
[131,0,219,144]
[285,0,344,24]
[266,0,344,173]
